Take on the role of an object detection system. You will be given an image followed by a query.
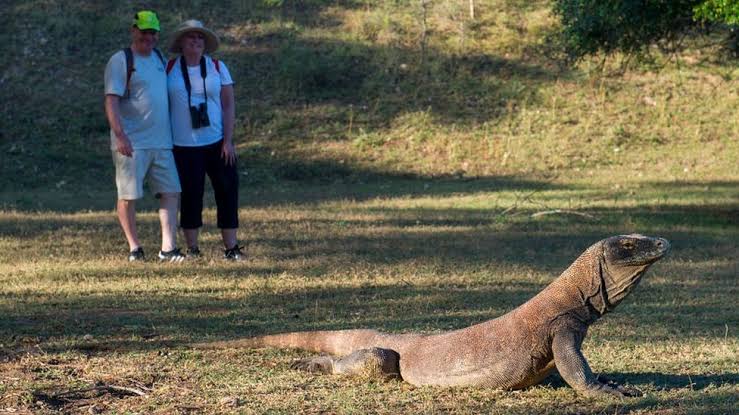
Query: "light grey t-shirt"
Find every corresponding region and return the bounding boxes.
[167,55,234,147]
[104,50,173,150]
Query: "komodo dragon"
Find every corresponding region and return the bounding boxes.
[194,234,670,397]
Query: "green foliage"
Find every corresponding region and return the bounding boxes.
[552,0,701,60]
[694,0,739,55]
[694,0,739,24]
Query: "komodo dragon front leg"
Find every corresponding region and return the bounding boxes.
[552,329,641,397]
[291,347,401,379]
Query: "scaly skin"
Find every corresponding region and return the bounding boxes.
[194,234,670,397]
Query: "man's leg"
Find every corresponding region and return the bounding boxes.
[117,199,140,251]
[149,149,184,254]
[113,149,146,253]
[158,192,179,252]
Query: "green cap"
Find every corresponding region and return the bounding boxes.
[132,10,160,31]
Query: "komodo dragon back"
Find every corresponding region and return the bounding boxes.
[192,234,670,397]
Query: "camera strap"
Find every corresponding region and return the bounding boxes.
[180,56,209,113]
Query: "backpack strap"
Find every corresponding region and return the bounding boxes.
[153,48,166,66]
[213,58,220,73]
[166,58,177,74]
[123,47,134,99]
[122,48,167,98]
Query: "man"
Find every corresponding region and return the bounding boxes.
[104,10,185,262]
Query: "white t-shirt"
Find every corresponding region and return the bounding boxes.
[104,50,173,150]
[167,55,234,147]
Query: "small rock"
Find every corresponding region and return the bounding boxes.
[220,396,242,407]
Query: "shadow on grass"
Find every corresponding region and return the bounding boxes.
[541,371,738,391]
[0,226,735,354]
[536,374,738,415]
[614,372,739,390]
[0,172,570,213]
[0,279,542,346]
[2,199,735,276]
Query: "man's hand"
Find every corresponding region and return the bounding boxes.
[105,95,133,157]
[221,140,236,166]
[116,134,134,157]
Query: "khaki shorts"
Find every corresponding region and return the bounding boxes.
[113,149,181,200]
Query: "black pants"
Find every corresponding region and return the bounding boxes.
[173,140,239,229]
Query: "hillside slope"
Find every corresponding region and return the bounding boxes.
[1,0,736,207]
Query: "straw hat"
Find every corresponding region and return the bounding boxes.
[169,19,220,54]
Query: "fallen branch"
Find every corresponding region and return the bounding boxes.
[495,189,541,219]
[106,385,149,397]
[51,384,148,399]
[530,209,595,219]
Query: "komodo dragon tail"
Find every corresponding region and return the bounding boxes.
[192,329,385,356]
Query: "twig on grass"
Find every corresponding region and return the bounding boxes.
[494,190,541,220]
[530,209,596,219]
[51,384,149,399]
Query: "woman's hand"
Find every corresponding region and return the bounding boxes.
[221,140,236,165]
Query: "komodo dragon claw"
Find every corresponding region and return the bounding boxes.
[596,374,643,397]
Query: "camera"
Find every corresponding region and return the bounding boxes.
[189,103,210,129]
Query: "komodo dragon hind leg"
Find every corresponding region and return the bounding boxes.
[290,355,334,374]
[290,347,401,380]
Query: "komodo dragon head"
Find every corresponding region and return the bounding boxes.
[587,234,670,315]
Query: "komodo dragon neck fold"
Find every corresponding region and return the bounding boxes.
[193,234,670,397]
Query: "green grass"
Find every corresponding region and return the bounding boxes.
[1,0,738,413]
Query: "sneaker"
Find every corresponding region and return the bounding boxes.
[158,248,186,263]
[223,244,246,261]
[128,247,145,262]
[186,246,201,258]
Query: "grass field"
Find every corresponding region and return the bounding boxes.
[1,0,738,414]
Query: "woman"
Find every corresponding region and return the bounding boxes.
[167,20,244,260]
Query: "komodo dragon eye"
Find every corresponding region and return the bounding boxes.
[620,240,635,250]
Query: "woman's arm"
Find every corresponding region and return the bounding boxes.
[220,84,236,165]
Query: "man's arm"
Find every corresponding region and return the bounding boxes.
[104,94,133,157]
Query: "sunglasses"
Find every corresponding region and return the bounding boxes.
[185,32,206,39]
[139,29,158,35]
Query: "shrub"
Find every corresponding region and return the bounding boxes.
[552,0,701,60]
[694,0,739,55]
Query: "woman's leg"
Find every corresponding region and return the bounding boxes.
[173,145,207,249]
[205,140,240,249]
